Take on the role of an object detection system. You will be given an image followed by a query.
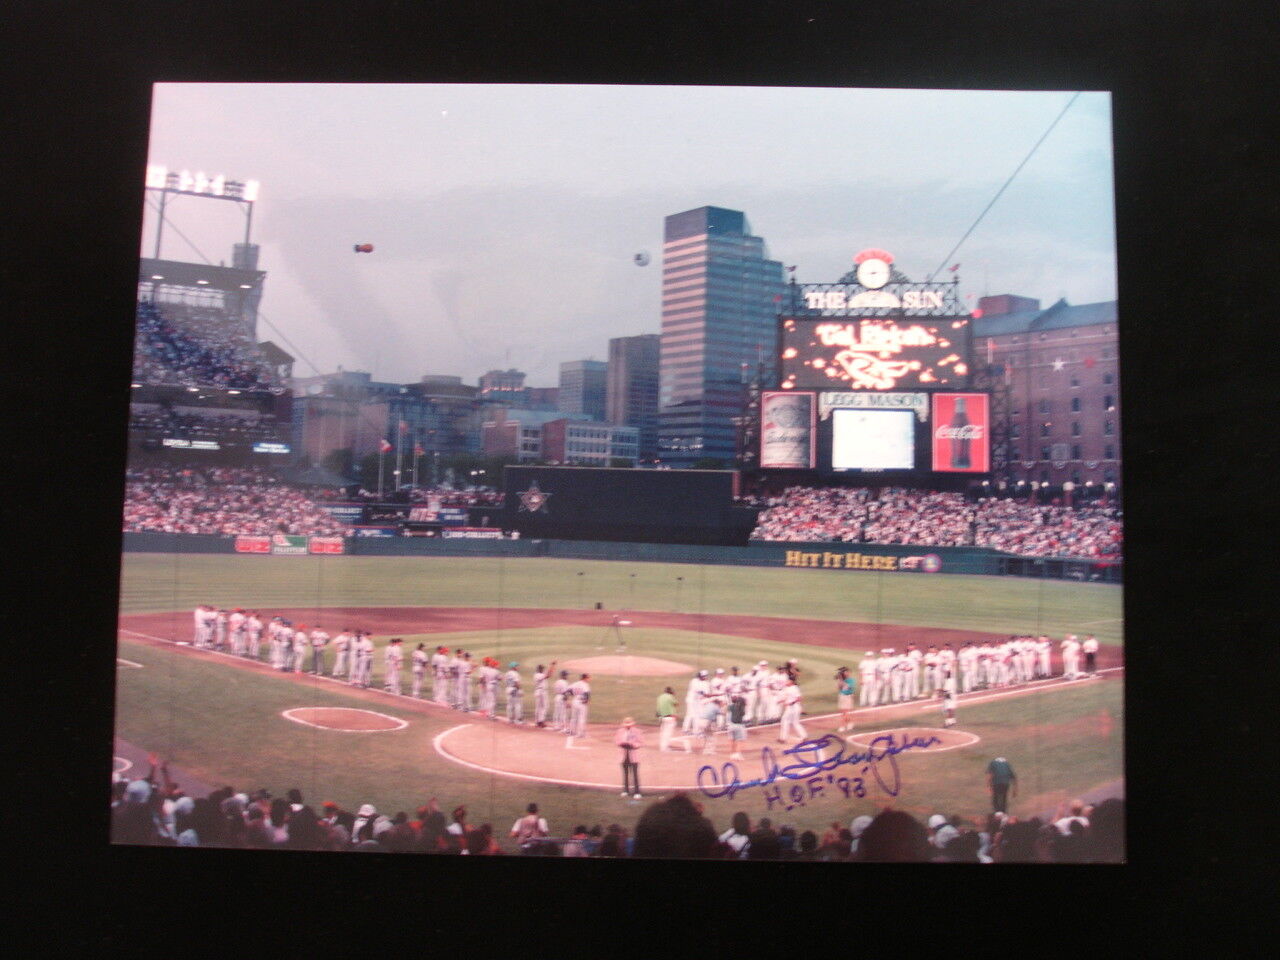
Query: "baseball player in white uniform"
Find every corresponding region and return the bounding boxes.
[192,605,206,647]
[504,663,523,724]
[358,632,376,687]
[552,670,570,731]
[1061,635,1081,679]
[567,674,591,739]
[923,646,939,694]
[1037,635,1052,678]
[229,609,247,656]
[778,678,807,744]
[332,630,352,679]
[309,626,329,675]
[274,622,292,671]
[741,663,761,724]
[478,658,499,717]
[532,662,555,727]
[384,638,404,694]
[859,652,877,706]
[456,652,474,711]
[213,609,229,651]
[245,612,263,660]
[683,671,707,734]
[876,651,895,704]
[411,643,429,698]
[710,669,728,731]
[904,644,922,699]
[292,626,309,674]
[939,644,956,690]
[431,647,448,703]
[767,667,788,721]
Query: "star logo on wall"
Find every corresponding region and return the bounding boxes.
[1052,358,1065,371]
[517,481,551,513]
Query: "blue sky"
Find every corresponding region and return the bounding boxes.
[141,84,1116,386]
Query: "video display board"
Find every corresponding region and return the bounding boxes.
[830,409,916,471]
[779,316,972,391]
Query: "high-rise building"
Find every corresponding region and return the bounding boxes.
[478,369,528,407]
[558,359,607,421]
[606,334,660,461]
[658,206,786,467]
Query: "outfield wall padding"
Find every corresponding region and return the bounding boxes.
[121,532,1120,581]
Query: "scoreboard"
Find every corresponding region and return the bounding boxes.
[778,316,973,392]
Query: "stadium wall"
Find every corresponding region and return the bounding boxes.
[120,532,1121,581]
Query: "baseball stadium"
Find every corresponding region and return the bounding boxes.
[114,97,1123,862]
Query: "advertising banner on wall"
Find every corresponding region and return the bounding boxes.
[441,527,504,539]
[408,506,469,524]
[353,526,399,538]
[308,537,345,554]
[818,391,929,422]
[931,392,990,472]
[234,536,271,553]
[270,534,308,555]
[760,391,816,469]
[316,503,365,523]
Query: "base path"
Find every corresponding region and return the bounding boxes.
[119,606,1124,671]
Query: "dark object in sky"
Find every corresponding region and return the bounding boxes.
[633,251,650,266]
[354,243,374,253]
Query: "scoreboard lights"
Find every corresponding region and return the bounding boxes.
[145,165,259,202]
[780,317,971,391]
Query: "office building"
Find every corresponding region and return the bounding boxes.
[607,334,660,461]
[658,206,786,467]
[558,359,608,421]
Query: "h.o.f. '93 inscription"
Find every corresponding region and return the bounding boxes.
[696,732,940,812]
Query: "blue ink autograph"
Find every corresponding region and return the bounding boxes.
[696,732,941,809]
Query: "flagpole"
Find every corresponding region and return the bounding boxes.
[378,449,385,498]
[396,425,404,492]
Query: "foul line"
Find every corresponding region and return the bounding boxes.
[281,707,409,732]
[116,658,143,669]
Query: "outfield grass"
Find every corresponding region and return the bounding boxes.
[119,554,1124,646]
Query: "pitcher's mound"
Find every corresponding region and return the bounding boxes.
[560,655,692,676]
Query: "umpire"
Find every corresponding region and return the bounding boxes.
[986,756,1018,813]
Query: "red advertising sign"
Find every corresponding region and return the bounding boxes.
[931,393,990,472]
[308,536,346,554]
[234,536,271,554]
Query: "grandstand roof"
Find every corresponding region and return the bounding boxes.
[140,258,264,293]
[257,341,294,365]
[973,297,1117,337]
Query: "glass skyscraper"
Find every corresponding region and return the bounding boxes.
[658,206,786,467]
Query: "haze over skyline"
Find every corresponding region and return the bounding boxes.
[141,84,1116,387]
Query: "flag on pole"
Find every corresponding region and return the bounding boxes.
[379,438,392,453]
[948,263,961,272]
[414,444,425,457]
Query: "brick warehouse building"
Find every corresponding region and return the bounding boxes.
[973,294,1121,495]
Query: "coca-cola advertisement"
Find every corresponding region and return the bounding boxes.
[931,392,990,472]
[760,391,816,469]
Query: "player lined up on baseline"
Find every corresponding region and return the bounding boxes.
[856,634,1102,707]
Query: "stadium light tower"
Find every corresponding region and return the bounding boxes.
[145,165,260,260]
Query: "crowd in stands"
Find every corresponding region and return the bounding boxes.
[318,484,504,507]
[129,405,284,443]
[749,485,1121,558]
[111,761,1123,862]
[122,465,346,536]
[133,300,282,392]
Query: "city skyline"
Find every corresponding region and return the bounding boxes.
[140,84,1116,387]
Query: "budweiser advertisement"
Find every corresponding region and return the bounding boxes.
[931,392,990,472]
[760,391,816,469]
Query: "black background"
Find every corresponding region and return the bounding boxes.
[8,0,1271,949]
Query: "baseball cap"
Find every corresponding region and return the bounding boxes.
[698,670,708,678]
[928,814,947,829]
[357,803,376,817]
[509,661,518,668]
[715,668,725,674]
[623,717,635,726]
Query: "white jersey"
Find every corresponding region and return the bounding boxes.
[335,633,351,653]
[689,678,710,702]
[504,669,521,692]
[360,636,375,659]
[554,678,570,700]
[781,685,802,709]
[246,616,262,637]
[1082,637,1099,654]
[533,670,549,692]
[570,680,590,703]
[310,629,329,648]
[412,649,428,673]
[385,644,403,669]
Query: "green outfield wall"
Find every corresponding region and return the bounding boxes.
[120,532,1121,582]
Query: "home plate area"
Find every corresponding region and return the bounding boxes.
[434,716,978,792]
